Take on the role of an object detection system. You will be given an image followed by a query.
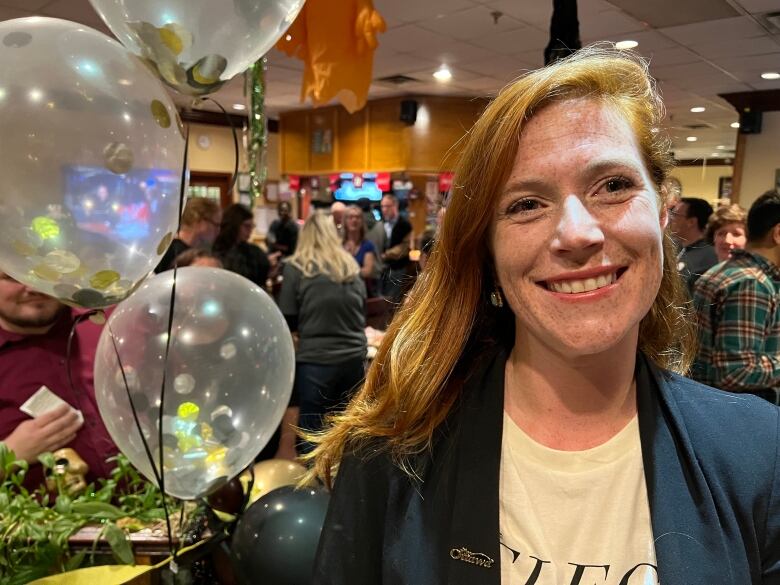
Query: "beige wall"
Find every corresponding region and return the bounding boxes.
[669,164,733,204]
[186,123,280,181]
[739,110,780,210]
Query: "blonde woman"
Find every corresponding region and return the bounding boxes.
[311,47,779,584]
[276,212,367,458]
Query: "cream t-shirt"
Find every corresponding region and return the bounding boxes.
[499,413,658,585]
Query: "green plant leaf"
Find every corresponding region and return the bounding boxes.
[64,550,86,572]
[103,522,134,565]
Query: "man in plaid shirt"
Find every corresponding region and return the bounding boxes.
[692,190,780,404]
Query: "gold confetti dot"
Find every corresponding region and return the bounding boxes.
[32,263,61,282]
[88,310,107,325]
[151,100,171,128]
[103,142,134,175]
[89,270,120,290]
[159,26,184,55]
[200,422,214,441]
[205,446,227,464]
[12,239,38,257]
[178,402,200,420]
[156,232,174,255]
[43,250,81,274]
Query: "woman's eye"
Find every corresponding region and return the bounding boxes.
[508,198,542,214]
[603,177,633,193]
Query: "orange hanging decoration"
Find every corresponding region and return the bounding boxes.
[275,0,386,113]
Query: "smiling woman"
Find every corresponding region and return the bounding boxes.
[308,45,780,585]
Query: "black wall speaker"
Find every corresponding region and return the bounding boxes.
[400,99,418,125]
[739,110,762,134]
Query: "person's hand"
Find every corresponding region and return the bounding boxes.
[3,405,82,463]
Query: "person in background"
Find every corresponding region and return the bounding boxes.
[267,201,299,257]
[154,197,222,273]
[213,204,270,288]
[343,205,377,296]
[0,273,118,489]
[330,201,347,237]
[693,190,780,404]
[309,47,779,584]
[669,197,718,293]
[277,212,367,458]
[705,203,747,263]
[174,249,223,268]
[372,193,412,303]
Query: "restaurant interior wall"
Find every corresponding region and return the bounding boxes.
[669,164,734,204]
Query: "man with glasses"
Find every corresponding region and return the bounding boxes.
[668,197,718,293]
[154,197,222,273]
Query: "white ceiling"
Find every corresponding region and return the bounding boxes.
[3,0,780,160]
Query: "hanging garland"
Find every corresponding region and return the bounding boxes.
[245,57,268,205]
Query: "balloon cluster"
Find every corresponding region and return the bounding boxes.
[0,4,313,579]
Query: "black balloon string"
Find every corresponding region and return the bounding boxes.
[197,96,241,195]
[156,120,192,569]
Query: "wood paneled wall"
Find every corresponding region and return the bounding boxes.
[280,96,487,175]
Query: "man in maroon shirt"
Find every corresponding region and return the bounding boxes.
[0,272,118,489]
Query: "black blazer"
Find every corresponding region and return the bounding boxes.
[384,216,412,270]
[314,347,780,584]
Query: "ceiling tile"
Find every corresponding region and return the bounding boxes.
[373,0,474,25]
[417,6,525,41]
[0,6,33,19]
[458,53,537,78]
[691,35,780,59]
[646,46,702,67]
[660,16,766,44]
[734,0,780,13]
[478,0,553,30]
[40,0,109,33]
[469,25,550,55]
[0,0,51,9]
[579,9,649,40]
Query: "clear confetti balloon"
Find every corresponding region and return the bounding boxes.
[0,17,184,308]
[88,0,306,96]
[93,267,295,499]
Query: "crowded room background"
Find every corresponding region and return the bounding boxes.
[0,0,778,583]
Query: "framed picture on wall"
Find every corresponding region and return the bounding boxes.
[718,176,732,199]
[775,168,780,191]
[237,173,251,193]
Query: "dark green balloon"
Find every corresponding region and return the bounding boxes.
[231,485,330,585]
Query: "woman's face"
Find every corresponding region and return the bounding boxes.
[491,98,666,359]
[345,209,362,234]
[713,221,746,261]
[239,219,255,243]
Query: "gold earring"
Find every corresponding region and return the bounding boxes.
[490,287,504,308]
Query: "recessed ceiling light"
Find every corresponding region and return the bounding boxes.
[117,78,132,86]
[232,103,246,111]
[761,72,780,80]
[433,66,452,82]
[690,106,705,113]
[730,122,740,128]
[710,153,719,157]
[650,127,660,133]
[686,136,697,142]
[615,40,638,49]
[716,145,726,149]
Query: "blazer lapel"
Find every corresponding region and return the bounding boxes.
[636,357,735,584]
[444,347,505,585]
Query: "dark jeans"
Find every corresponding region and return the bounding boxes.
[294,356,366,454]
